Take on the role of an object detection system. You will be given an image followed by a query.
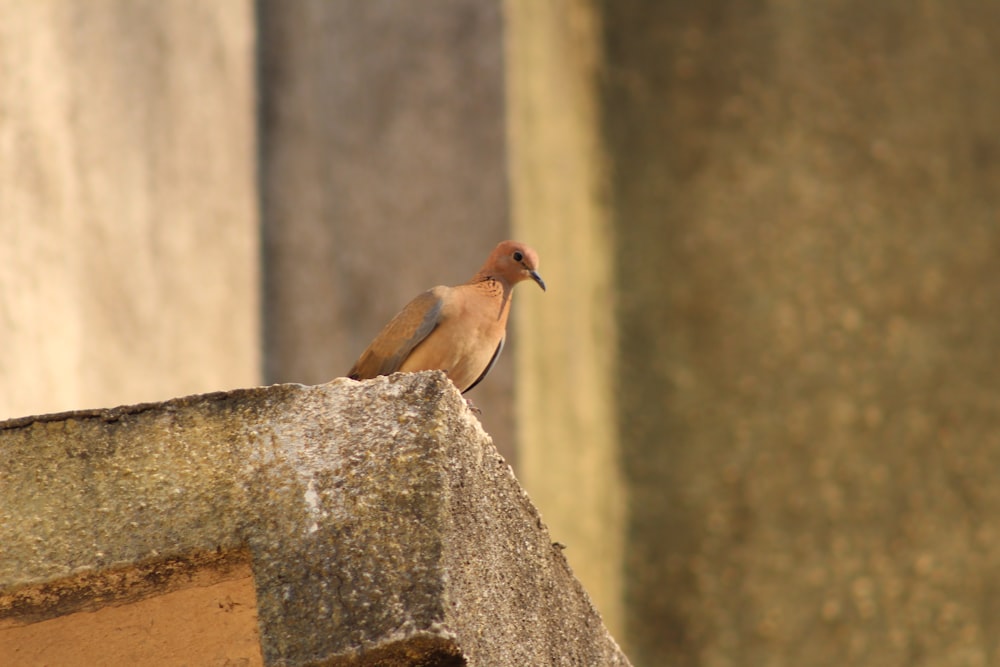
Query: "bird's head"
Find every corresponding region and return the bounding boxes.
[486,240,546,291]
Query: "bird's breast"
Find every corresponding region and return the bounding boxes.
[398,285,510,392]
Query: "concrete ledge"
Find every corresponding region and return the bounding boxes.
[0,372,630,666]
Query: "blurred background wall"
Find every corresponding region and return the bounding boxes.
[3,1,1000,666]
[595,3,1000,665]
[0,1,259,418]
[257,0,515,451]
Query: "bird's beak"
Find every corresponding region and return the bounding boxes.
[529,270,546,292]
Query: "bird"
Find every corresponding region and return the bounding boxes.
[347,240,545,394]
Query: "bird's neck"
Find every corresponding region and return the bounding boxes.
[469,273,511,292]
[469,275,513,321]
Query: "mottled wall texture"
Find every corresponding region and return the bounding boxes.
[509,0,1000,666]
[610,1,1000,666]
[0,1,259,419]
[258,0,517,452]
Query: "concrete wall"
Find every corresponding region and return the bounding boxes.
[258,0,518,453]
[0,375,631,666]
[0,1,259,420]
[610,3,1000,664]
[509,0,1000,665]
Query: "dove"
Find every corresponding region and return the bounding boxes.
[347,240,545,393]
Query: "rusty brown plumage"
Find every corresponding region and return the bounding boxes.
[347,241,545,393]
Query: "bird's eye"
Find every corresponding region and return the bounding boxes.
[512,251,524,262]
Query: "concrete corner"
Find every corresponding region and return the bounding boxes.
[0,372,630,666]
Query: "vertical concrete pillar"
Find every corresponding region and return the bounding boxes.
[504,0,626,638]
[0,1,259,420]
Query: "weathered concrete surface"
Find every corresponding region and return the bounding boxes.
[0,373,630,666]
[0,1,260,420]
[258,0,517,456]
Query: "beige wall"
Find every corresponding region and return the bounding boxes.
[0,1,259,420]
[504,0,626,640]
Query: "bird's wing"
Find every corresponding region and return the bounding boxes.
[463,336,504,394]
[348,287,445,380]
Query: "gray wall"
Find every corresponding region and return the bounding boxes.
[259,0,516,454]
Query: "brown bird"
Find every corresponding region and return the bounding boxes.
[347,240,545,393]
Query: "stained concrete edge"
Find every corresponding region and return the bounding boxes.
[0,372,630,666]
